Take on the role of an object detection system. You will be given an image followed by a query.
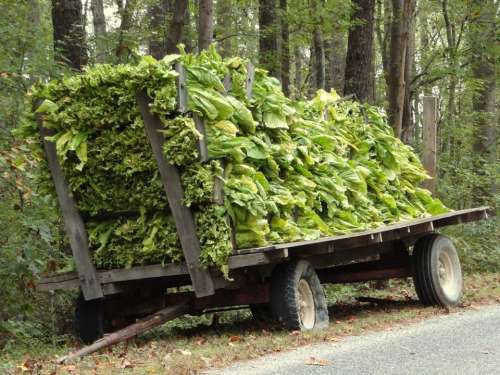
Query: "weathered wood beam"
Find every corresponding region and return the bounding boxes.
[136,90,215,297]
[36,107,103,301]
[246,63,255,98]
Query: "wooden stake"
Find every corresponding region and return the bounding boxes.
[136,90,215,298]
[35,104,103,301]
[58,301,189,363]
[422,96,437,193]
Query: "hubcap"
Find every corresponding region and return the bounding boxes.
[438,251,457,299]
[297,279,315,329]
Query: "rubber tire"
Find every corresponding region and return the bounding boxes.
[412,234,463,307]
[74,294,104,344]
[250,304,274,322]
[270,260,329,330]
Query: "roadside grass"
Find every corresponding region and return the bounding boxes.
[2,272,499,375]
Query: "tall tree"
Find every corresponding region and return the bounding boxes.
[344,0,375,102]
[147,0,169,59]
[294,46,303,96]
[310,0,325,90]
[182,4,193,52]
[116,0,137,61]
[280,0,290,96]
[325,26,346,94]
[166,0,188,53]
[198,0,214,51]
[258,0,279,78]
[469,0,497,203]
[387,0,412,138]
[215,0,233,57]
[90,0,107,62]
[375,0,392,93]
[52,0,87,70]
[400,0,416,143]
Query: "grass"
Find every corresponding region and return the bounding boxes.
[2,272,499,374]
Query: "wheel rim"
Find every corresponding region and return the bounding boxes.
[297,279,315,329]
[437,250,458,299]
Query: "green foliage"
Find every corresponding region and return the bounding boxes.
[443,219,499,274]
[19,47,447,272]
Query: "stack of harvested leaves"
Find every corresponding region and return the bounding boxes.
[18,47,447,273]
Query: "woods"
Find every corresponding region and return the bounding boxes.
[0,0,497,361]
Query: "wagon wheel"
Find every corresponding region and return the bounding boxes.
[270,260,329,330]
[74,293,104,344]
[412,234,463,307]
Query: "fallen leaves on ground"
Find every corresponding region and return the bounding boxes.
[305,357,331,366]
[228,335,242,343]
[120,359,133,369]
[172,349,192,356]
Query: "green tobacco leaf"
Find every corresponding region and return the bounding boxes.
[23,50,448,273]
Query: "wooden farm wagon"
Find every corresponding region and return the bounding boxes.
[35,63,491,359]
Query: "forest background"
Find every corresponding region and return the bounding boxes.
[0,0,497,352]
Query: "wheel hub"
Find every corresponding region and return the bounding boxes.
[438,251,456,299]
[297,279,315,329]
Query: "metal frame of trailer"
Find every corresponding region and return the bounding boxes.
[34,61,491,357]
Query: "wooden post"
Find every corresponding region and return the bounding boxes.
[176,62,209,163]
[175,62,188,113]
[136,91,215,298]
[212,73,233,205]
[422,96,437,193]
[35,107,103,301]
[193,114,209,162]
[246,63,255,98]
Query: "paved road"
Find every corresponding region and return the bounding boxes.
[208,305,500,375]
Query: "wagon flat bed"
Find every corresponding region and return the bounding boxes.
[37,206,490,295]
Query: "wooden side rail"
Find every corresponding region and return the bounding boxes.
[35,106,103,301]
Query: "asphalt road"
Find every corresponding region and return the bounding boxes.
[208,304,500,375]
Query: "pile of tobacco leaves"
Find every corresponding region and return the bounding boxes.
[18,46,448,274]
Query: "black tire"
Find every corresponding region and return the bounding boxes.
[74,293,104,344]
[250,303,274,322]
[412,234,463,307]
[270,260,329,330]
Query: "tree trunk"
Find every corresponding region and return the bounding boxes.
[52,0,88,70]
[198,0,214,51]
[387,0,411,138]
[375,0,392,100]
[280,0,290,96]
[258,0,279,78]
[401,0,416,143]
[294,46,303,97]
[311,0,324,91]
[147,0,169,59]
[166,0,188,54]
[116,0,137,61]
[183,1,193,52]
[344,0,375,102]
[418,9,431,96]
[470,0,496,203]
[215,0,233,57]
[90,0,106,62]
[325,27,346,94]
